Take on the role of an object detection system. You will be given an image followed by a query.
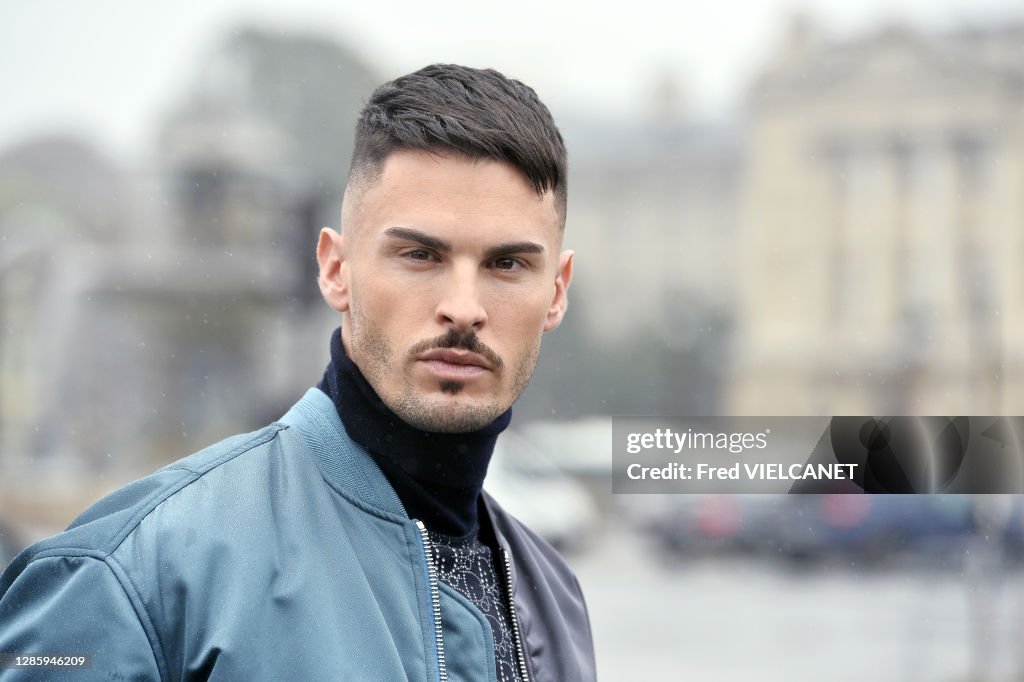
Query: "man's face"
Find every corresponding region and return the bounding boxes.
[317,149,573,433]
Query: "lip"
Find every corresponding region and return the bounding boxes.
[418,348,492,369]
[417,348,493,380]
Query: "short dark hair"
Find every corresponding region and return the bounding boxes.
[348,64,568,224]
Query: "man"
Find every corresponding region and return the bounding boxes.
[0,64,596,680]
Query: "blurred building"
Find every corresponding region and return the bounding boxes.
[0,27,378,484]
[537,111,740,418]
[730,17,1024,415]
[154,26,380,449]
[567,115,740,342]
[0,135,142,473]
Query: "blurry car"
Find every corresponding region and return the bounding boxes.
[649,494,981,568]
[518,418,612,484]
[776,495,976,567]
[486,429,602,554]
[649,494,784,559]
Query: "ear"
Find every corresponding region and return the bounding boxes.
[317,227,350,312]
[543,250,574,332]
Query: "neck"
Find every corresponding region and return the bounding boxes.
[318,327,511,536]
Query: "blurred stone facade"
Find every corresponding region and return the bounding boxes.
[730,19,1024,415]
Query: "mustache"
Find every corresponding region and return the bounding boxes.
[408,329,504,371]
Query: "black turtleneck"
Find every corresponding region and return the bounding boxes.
[317,327,511,537]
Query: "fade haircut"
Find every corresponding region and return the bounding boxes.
[347,63,568,226]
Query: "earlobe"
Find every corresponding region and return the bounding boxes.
[543,250,574,332]
[316,227,350,312]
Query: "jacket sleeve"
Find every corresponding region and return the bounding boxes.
[0,553,163,681]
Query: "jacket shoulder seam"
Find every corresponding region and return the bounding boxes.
[162,424,287,477]
[102,425,286,556]
[19,426,288,564]
[104,553,169,682]
[14,553,167,681]
[11,427,286,678]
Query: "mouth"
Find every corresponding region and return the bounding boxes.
[417,348,493,380]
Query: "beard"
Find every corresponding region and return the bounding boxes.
[347,306,540,433]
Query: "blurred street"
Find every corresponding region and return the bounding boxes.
[571,519,1024,682]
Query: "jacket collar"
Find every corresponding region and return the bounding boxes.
[279,387,408,519]
[278,388,516,554]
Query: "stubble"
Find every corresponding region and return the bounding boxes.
[348,307,541,433]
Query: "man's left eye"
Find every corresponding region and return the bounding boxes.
[492,257,522,271]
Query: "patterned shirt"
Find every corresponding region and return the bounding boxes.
[427,528,523,682]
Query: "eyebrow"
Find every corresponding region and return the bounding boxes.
[483,241,545,260]
[383,227,450,252]
[383,226,545,260]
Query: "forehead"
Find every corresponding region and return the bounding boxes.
[349,149,561,247]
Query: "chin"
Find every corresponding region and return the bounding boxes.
[396,392,506,433]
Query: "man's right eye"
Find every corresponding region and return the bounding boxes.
[405,249,433,261]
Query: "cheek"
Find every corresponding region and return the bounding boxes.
[487,285,552,337]
[351,265,410,319]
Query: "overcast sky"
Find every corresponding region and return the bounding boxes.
[1,0,1020,162]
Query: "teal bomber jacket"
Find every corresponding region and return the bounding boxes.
[0,388,596,681]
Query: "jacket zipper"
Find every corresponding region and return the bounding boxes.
[501,548,531,682]
[415,520,448,682]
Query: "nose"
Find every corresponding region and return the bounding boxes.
[435,262,487,333]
